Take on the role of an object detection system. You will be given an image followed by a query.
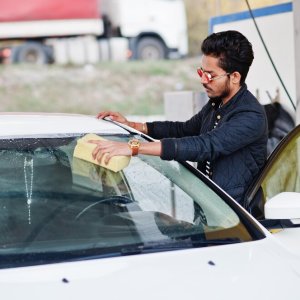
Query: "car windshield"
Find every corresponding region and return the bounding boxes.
[0,133,263,268]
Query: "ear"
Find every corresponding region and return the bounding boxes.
[231,71,241,84]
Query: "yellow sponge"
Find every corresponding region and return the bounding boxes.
[73,133,130,172]
[72,157,123,190]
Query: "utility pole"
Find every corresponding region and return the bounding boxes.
[294,0,300,124]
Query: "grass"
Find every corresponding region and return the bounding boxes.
[0,57,203,116]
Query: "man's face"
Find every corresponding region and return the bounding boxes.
[199,55,231,100]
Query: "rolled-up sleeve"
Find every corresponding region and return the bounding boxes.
[160,138,178,160]
[160,109,267,163]
[146,110,204,140]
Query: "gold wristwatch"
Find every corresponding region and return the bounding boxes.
[128,139,141,156]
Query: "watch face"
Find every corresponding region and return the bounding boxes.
[129,139,140,147]
[128,139,140,156]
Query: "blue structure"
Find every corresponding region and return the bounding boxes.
[209,2,292,33]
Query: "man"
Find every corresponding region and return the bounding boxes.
[91,30,268,204]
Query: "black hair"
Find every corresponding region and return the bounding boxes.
[201,30,254,84]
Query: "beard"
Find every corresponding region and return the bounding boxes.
[204,78,231,101]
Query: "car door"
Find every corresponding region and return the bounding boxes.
[244,124,300,254]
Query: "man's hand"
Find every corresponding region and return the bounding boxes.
[88,138,162,164]
[88,140,131,165]
[96,111,128,125]
[96,111,148,134]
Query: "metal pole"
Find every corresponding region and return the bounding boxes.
[294,0,300,124]
[170,182,176,218]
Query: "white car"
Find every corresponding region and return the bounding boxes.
[0,113,300,300]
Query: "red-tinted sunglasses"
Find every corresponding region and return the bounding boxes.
[197,67,230,82]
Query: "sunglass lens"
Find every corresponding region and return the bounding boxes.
[197,68,210,82]
[197,68,202,77]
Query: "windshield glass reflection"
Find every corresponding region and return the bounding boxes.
[0,135,256,268]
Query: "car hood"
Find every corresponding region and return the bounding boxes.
[1,238,300,300]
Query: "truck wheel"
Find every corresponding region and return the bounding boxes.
[10,47,21,63]
[16,42,50,64]
[136,37,166,60]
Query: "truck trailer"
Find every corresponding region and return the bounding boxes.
[0,0,188,64]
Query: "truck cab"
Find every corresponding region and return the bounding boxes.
[102,0,188,60]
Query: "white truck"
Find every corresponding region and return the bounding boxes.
[0,0,188,64]
[210,2,295,115]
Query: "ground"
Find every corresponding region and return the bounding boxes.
[0,57,203,116]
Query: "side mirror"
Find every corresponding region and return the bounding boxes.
[265,192,300,219]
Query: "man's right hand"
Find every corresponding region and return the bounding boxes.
[96,111,129,125]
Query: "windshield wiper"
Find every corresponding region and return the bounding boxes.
[120,238,242,255]
[0,237,243,269]
[190,237,242,246]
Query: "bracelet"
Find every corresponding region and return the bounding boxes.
[142,123,146,133]
[130,122,146,132]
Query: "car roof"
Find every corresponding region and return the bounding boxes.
[0,113,130,137]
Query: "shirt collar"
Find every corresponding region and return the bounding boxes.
[209,83,247,111]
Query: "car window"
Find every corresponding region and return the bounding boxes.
[0,134,262,268]
[260,128,300,204]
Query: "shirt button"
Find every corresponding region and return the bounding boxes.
[217,115,221,120]
[212,102,215,106]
